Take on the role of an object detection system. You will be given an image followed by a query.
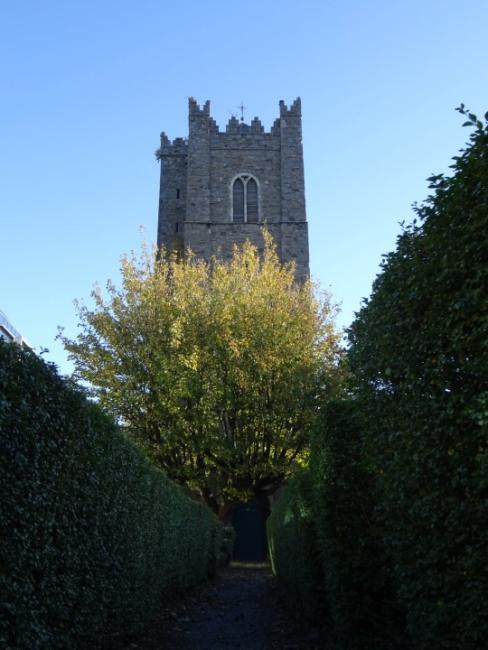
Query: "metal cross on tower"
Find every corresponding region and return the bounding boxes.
[237,102,247,122]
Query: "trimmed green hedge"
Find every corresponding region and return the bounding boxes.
[267,469,323,619]
[0,340,224,650]
[347,109,488,650]
[269,110,488,650]
[268,403,403,649]
[310,400,403,650]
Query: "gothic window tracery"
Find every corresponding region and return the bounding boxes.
[232,175,260,223]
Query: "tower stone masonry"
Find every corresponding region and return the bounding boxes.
[156,98,309,280]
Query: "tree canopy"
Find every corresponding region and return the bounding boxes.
[61,233,341,513]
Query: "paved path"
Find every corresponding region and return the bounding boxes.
[126,563,324,650]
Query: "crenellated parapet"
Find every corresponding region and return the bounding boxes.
[212,116,280,149]
[184,97,301,139]
[221,115,265,135]
[156,133,188,159]
[188,97,210,117]
[279,97,301,117]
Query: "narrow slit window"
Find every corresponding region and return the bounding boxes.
[246,179,258,223]
[233,178,245,223]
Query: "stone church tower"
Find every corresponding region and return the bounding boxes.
[156,98,309,280]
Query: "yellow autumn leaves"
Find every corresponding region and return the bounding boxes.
[62,232,341,509]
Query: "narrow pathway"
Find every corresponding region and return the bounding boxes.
[126,563,325,650]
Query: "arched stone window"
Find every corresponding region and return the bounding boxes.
[231,175,260,223]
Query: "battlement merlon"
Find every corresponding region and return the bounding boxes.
[251,117,264,133]
[270,118,281,136]
[225,115,240,133]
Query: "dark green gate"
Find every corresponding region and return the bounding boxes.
[232,496,269,562]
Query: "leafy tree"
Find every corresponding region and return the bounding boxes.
[61,233,340,515]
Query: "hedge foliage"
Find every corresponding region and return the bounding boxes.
[310,400,403,649]
[348,107,488,650]
[269,110,488,650]
[267,470,323,619]
[0,340,225,650]
[268,403,404,650]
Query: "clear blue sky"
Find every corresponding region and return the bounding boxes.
[1,1,487,375]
